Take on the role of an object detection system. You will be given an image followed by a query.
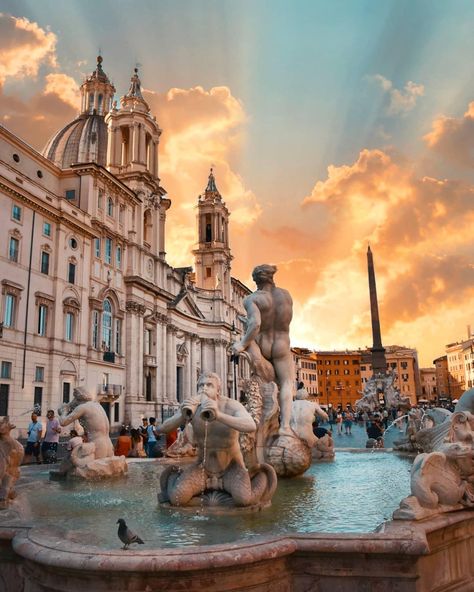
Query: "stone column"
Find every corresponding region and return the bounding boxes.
[166,326,176,402]
[139,125,146,165]
[125,301,146,404]
[184,334,191,397]
[153,141,158,177]
[132,123,139,163]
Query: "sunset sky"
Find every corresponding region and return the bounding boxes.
[1,0,474,366]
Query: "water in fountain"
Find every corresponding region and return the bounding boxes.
[16,451,412,549]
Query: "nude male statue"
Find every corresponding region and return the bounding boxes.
[231,264,295,436]
[57,387,114,459]
[158,372,274,507]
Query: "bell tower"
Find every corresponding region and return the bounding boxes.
[193,169,232,300]
[105,67,169,259]
[105,67,161,179]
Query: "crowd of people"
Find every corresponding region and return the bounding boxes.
[22,411,181,465]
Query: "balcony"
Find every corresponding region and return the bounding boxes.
[144,355,157,367]
[103,351,116,363]
[97,384,122,399]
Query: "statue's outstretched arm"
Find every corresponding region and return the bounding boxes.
[157,410,185,434]
[214,405,256,433]
[58,406,84,427]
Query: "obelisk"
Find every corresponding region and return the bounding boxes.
[367,245,387,374]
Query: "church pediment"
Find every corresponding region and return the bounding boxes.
[168,289,204,319]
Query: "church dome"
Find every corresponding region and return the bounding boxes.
[42,56,115,169]
[42,113,108,168]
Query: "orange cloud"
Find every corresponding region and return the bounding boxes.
[44,73,79,110]
[424,101,474,167]
[0,13,57,83]
[294,147,474,364]
[143,85,262,266]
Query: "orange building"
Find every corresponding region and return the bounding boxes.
[315,351,361,408]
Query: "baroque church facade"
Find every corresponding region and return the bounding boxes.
[0,57,251,433]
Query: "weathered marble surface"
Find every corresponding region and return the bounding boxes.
[396,388,474,519]
[312,433,335,461]
[355,371,410,413]
[53,387,127,480]
[158,372,277,509]
[2,511,473,591]
[0,419,24,509]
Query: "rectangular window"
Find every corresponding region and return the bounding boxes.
[43,221,51,237]
[65,189,76,200]
[105,238,112,264]
[12,204,22,221]
[116,246,122,269]
[0,384,9,416]
[107,197,114,217]
[3,294,16,328]
[114,402,120,423]
[35,366,44,382]
[62,382,71,404]
[92,310,99,348]
[0,362,12,379]
[115,318,122,354]
[68,262,76,284]
[98,190,103,210]
[34,386,43,408]
[9,237,19,262]
[206,267,212,278]
[40,251,50,275]
[38,305,48,336]
[94,238,101,258]
[65,312,74,342]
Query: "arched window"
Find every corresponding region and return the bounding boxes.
[102,298,113,351]
[107,197,114,217]
[98,94,103,114]
[89,93,94,114]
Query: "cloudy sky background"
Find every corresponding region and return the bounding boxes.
[1,0,474,366]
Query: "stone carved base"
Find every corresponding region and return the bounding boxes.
[312,435,335,461]
[51,455,127,480]
[393,495,464,521]
[265,434,312,478]
[159,497,272,515]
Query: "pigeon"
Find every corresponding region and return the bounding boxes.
[116,518,144,550]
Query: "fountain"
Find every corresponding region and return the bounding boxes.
[0,268,472,591]
[50,386,127,480]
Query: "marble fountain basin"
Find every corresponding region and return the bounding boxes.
[0,450,473,592]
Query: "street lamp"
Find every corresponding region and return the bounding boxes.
[230,321,238,400]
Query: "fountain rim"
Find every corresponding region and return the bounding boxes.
[6,516,446,573]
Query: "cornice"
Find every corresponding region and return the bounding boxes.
[0,179,97,239]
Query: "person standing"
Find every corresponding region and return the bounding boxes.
[336,408,343,435]
[140,418,149,451]
[146,417,159,457]
[24,412,43,464]
[41,409,61,464]
[343,405,354,435]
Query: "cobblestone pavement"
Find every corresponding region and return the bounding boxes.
[324,420,408,449]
